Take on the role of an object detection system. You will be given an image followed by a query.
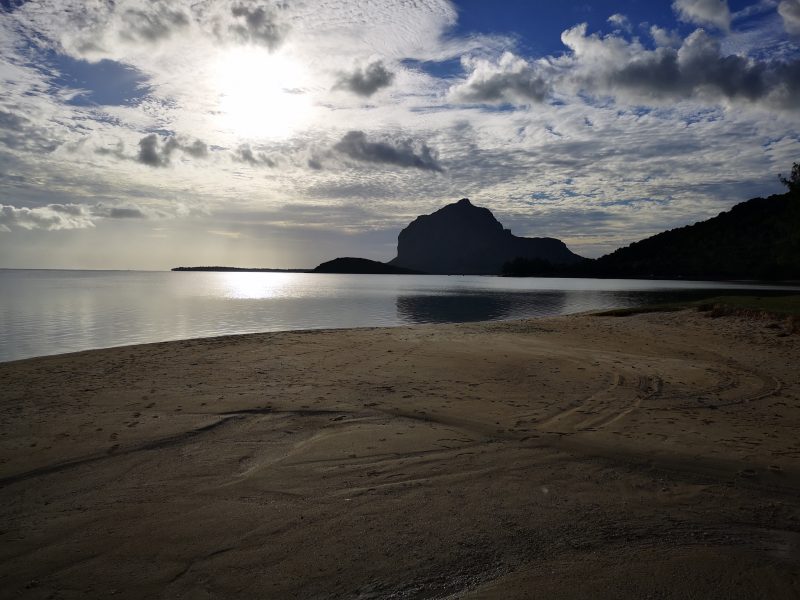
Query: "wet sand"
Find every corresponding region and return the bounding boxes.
[1,310,799,599]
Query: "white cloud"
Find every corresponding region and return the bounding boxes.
[673,0,732,31]
[449,52,551,104]
[779,0,800,34]
[0,204,95,231]
[731,0,780,21]
[333,131,443,172]
[333,61,395,97]
[650,25,683,48]
[607,14,632,33]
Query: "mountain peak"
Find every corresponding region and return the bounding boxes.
[389,198,583,274]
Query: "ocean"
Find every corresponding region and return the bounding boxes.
[1,269,797,363]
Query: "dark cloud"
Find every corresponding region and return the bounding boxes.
[562,25,800,110]
[234,144,276,167]
[449,53,551,104]
[0,111,27,130]
[0,111,59,154]
[228,3,287,49]
[92,204,147,219]
[136,134,208,167]
[334,61,395,97]
[120,7,190,43]
[182,139,208,158]
[48,204,86,216]
[334,130,443,172]
[108,207,145,219]
[138,133,167,167]
[0,1,26,11]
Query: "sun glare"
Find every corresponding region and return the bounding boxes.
[213,48,312,139]
[218,272,299,299]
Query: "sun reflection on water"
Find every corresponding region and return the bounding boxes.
[217,272,300,299]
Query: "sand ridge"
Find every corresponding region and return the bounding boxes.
[1,310,799,598]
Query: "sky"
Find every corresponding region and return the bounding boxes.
[0,0,799,270]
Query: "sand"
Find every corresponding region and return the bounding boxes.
[1,310,799,599]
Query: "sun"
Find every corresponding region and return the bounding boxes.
[212,47,313,139]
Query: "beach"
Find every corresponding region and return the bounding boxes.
[1,309,799,599]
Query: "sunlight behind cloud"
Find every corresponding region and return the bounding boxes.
[212,47,313,139]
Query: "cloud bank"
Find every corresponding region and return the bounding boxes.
[0,202,147,231]
[136,134,208,167]
[333,131,443,172]
[559,24,800,110]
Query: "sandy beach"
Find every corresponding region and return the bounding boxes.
[1,310,799,599]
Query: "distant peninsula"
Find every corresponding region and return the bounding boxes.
[171,266,311,273]
[313,257,423,274]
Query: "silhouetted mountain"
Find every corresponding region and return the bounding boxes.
[388,198,583,275]
[313,257,423,274]
[591,192,800,280]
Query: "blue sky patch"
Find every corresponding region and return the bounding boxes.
[449,0,787,57]
[44,52,151,107]
[401,57,464,79]
[449,1,676,56]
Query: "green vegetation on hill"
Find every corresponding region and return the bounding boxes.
[504,191,800,281]
[593,193,800,280]
[313,257,423,274]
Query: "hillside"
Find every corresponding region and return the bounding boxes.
[313,257,423,274]
[593,193,800,280]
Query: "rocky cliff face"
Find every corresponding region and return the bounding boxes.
[388,198,583,274]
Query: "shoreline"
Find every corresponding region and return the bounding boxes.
[2,310,799,598]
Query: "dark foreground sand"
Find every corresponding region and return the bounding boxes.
[1,310,799,599]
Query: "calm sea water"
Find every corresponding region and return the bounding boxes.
[1,270,798,363]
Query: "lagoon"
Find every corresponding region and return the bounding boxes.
[1,269,797,363]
